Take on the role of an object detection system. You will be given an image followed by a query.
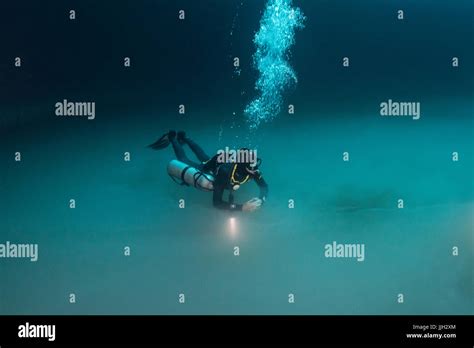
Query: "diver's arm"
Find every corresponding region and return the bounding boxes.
[254,172,268,202]
[213,186,243,211]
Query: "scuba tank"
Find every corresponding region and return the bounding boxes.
[167,160,214,192]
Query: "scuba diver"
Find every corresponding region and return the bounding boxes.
[148,130,268,212]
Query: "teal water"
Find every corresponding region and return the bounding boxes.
[1,98,472,314]
[0,0,472,315]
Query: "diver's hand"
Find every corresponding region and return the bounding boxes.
[242,197,263,212]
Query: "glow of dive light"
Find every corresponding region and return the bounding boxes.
[244,0,305,129]
[229,217,237,235]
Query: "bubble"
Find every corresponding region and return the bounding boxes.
[244,0,305,129]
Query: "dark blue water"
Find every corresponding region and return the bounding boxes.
[0,0,472,314]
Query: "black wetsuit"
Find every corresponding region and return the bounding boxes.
[170,137,268,211]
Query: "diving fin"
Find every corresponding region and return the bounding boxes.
[148,131,176,150]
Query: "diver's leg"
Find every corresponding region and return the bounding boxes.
[183,137,211,163]
[170,137,201,168]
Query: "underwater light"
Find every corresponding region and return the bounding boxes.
[229,217,237,236]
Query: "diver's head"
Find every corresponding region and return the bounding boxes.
[244,157,262,175]
[235,147,261,174]
[234,157,262,177]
